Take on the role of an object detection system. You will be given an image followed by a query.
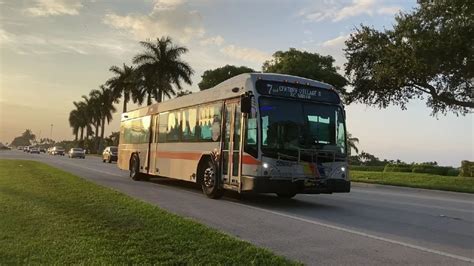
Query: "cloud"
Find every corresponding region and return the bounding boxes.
[25,0,83,17]
[219,45,270,64]
[301,0,401,22]
[153,0,185,12]
[377,6,401,15]
[0,28,134,57]
[199,35,224,46]
[102,10,204,44]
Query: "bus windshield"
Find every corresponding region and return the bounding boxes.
[260,97,346,160]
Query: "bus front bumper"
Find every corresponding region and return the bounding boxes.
[241,176,350,194]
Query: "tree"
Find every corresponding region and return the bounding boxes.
[262,48,348,93]
[107,64,138,113]
[347,132,359,155]
[68,110,80,141]
[90,85,116,152]
[198,65,255,90]
[133,36,194,105]
[72,100,92,142]
[21,129,36,142]
[344,0,473,115]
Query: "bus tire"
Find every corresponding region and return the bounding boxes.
[130,154,143,181]
[276,192,297,199]
[200,160,223,199]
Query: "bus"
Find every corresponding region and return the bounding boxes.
[118,73,350,199]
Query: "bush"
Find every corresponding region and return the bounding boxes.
[412,165,453,176]
[350,165,385,172]
[460,160,474,177]
[446,168,461,176]
[384,164,412,173]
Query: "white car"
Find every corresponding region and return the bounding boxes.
[68,148,85,159]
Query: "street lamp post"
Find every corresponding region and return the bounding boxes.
[50,124,53,140]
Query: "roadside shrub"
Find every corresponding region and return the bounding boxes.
[446,168,461,176]
[384,164,412,173]
[460,160,474,177]
[350,165,385,172]
[412,165,453,176]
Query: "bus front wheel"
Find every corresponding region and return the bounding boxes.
[200,160,223,199]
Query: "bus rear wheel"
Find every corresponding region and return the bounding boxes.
[201,160,223,199]
[130,155,143,181]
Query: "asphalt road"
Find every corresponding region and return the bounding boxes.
[1,150,473,265]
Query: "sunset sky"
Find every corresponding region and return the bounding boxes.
[0,0,472,166]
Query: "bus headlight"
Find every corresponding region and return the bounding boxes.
[263,163,269,169]
[341,166,346,172]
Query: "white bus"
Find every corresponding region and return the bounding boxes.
[118,73,350,199]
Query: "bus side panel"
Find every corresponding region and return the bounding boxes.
[154,142,219,182]
[117,143,149,173]
[117,144,132,171]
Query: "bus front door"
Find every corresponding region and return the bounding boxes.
[222,100,241,189]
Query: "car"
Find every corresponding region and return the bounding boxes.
[102,146,118,163]
[24,146,30,152]
[68,148,85,159]
[40,148,46,153]
[51,146,65,156]
[18,146,23,150]
[30,147,40,154]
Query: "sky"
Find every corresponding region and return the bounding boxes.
[0,0,472,166]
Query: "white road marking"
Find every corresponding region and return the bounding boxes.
[303,194,474,214]
[229,201,474,263]
[351,188,474,205]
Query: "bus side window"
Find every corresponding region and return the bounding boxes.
[158,113,168,142]
[182,107,197,141]
[167,111,181,142]
[198,102,222,142]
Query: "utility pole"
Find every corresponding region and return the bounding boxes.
[50,124,53,140]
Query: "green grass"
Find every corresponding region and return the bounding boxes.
[0,159,296,265]
[351,170,474,193]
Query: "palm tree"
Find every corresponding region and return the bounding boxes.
[133,36,194,105]
[347,132,360,155]
[72,101,92,143]
[68,110,80,141]
[106,64,138,113]
[90,85,117,152]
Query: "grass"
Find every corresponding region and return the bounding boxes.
[351,170,474,193]
[0,159,296,265]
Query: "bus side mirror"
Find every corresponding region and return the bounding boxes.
[241,95,251,114]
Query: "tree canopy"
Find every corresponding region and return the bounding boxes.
[198,65,255,90]
[262,48,348,93]
[344,0,473,115]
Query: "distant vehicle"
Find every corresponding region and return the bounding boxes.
[51,146,65,156]
[118,73,350,199]
[30,147,40,154]
[24,146,31,153]
[40,148,46,153]
[18,146,23,150]
[102,146,118,163]
[68,148,85,159]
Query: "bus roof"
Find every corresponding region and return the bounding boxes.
[122,73,337,120]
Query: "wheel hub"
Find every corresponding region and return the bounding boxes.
[203,167,215,187]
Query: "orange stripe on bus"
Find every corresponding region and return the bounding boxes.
[155,151,261,165]
[242,155,260,165]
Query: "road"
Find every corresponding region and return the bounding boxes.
[1,150,473,265]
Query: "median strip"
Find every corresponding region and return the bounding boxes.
[0,159,296,265]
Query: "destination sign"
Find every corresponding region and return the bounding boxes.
[255,80,340,104]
